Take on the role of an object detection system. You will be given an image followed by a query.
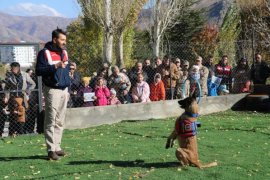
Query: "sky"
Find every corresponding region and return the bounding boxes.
[0,0,81,18]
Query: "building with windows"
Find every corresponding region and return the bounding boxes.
[0,43,39,68]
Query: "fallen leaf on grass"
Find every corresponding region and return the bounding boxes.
[150,167,155,172]
[133,171,150,178]
[32,171,40,175]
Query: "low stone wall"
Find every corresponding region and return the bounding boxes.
[65,94,248,130]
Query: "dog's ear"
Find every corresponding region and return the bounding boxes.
[189,90,197,100]
[191,91,197,100]
[178,99,184,106]
[178,99,187,109]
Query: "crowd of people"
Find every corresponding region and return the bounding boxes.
[67,53,270,108]
[1,52,270,137]
[0,62,38,137]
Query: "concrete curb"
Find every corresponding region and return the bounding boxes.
[65,94,248,130]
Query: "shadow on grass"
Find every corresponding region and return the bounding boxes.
[67,159,180,169]
[218,127,270,136]
[0,155,47,161]
[121,131,167,139]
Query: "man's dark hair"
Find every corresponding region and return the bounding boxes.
[163,55,170,60]
[97,67,107,76]
[222,55,228,59]
[26,69,32,73]
[136,61,143,65]
[52,28,66,40]
[10,62,20,68]
[144,58,150,62]
[255,52,261,56]
[237,58,249,71]
[153,57,160,61]
[208,55,214,59]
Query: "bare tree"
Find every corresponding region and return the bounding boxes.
[78,0,147,67]
[141,0,188,57]
[114,0,147,68]
[79,0,114,65]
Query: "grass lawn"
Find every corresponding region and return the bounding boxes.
[0,110,270,180]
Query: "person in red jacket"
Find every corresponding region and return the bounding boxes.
[215,55,232,94]
[94,77,110,106]
[150,73,166,101]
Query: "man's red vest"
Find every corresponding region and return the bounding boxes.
[44,49,68,65]
[215,64,231,78]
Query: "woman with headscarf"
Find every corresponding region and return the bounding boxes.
[231,58,251,93]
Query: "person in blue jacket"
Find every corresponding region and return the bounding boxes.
[36,28,70,161]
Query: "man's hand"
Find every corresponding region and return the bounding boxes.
[55,62,66,69]
[69,72,74,79]
[123,90,128,95]
[4,97,8,104]
[165,70,170,76]
[183,71,188,76]
[71,62,77,69]
[200,70,204,77]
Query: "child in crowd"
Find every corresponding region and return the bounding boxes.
[78,77,94,107]
[108,88,121,105]
[132,73,151,103]
[189,65,201,96]
[150,73,165,101]
[94,77,110,106]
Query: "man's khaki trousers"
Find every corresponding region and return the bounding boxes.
[44,86,69,152]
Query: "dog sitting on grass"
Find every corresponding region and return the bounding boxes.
[165,93,218,169]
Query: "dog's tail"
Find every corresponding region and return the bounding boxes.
[200,162,218,168]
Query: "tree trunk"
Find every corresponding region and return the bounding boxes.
[116,31,125,68]
[153,21,161,57]
[152,0,161,57]
[153,35,161,57]
[103,0,113,65]
[103,30,113,65]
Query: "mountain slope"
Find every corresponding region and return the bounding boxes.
[0,1,232,42]
[0,12,74,42]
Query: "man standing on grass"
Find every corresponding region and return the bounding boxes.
[36,28,70,160]
[250,53,270,85]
